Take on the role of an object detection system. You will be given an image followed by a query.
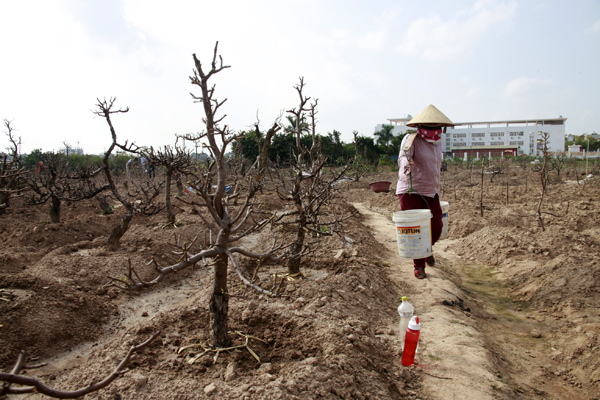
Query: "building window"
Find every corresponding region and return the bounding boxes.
[490,141,504,145]
[509,141,525,145]
[453,133,466,138]
[471,132,485,137]
[490,132,505,137]
[455,142,467,147]
[471,142,485,146]
[509,131,524,136]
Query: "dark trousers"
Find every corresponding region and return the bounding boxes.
[398,193,443,268]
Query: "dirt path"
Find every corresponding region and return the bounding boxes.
[354,203,506,399]
[355,201,596,400]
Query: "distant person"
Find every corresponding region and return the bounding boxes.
[148,162,155,179]
[126,157,137,178]
[396,104,453,279]
[34,161,46,175]
[140,156,147,173]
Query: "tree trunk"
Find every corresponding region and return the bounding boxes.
[165,168,174,225]
[287,243,302,275]
[257,123,279,175]
[107,212,133,251]
[98,196,112,214]
[49,196,61,223]
[175,174,184,197]
[287,211,306,275]
[0,192,8,215]
[209,254,231,347]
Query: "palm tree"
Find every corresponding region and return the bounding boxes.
[285,115,309,134]
[374,124,395,146]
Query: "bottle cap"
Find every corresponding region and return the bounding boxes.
[401,296,407,301]
[408,316,421,330]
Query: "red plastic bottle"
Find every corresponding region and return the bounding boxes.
[401,316,421,366]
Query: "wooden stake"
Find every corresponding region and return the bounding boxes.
[480,158,484,217]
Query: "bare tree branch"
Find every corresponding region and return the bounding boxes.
[0,332,160,398]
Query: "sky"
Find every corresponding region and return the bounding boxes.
[1,0,599,155]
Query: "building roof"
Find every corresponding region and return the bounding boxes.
[386,116,567,127]
[387,117,412,123]
[450,117,567,126]
[451,145,517,150]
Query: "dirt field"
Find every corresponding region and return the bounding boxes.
[1,165,599,399]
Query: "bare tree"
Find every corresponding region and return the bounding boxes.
[26,152,107,223]
[0,120,26,214]
[486,156,509,183]
[548,151,568,178]
[255,118,281,177]
[589,157,600,176]
[93,98,141,250]
[106,43,287,348]
[352,131,363,183]
[273,79,355,275]
[144,139,193,225]
[0,332,159,398]
[532,132,550,231]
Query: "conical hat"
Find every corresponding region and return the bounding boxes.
[407,104,454,127]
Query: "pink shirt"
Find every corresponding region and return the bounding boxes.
[395,134,442,198]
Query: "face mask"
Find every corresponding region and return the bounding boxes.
[417,127,442,143]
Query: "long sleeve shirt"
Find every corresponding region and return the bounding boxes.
[395,134,442,198]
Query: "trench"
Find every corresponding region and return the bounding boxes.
[445,258,583,398]
[33,267,211,375]
[458,263,521,317]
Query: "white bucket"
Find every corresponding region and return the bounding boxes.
[392,210,433,259]
[439,201,450,240]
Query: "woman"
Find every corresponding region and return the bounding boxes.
[396,104,453,279]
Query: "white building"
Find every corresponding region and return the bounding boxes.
[59,146,84,155]
[375,116,566,157]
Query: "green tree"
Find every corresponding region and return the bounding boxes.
[327,130,343,162]
[575,134,600,152]
[374,124,395,146]
[390,129,414,157]
[23,149,44,170]
[269,132,295,165]
[284,115,309,134]
[355,135,379,164]
[233,130,260,162]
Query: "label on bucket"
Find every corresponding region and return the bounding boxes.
[398,226,421,235]
[396,223,432,259]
